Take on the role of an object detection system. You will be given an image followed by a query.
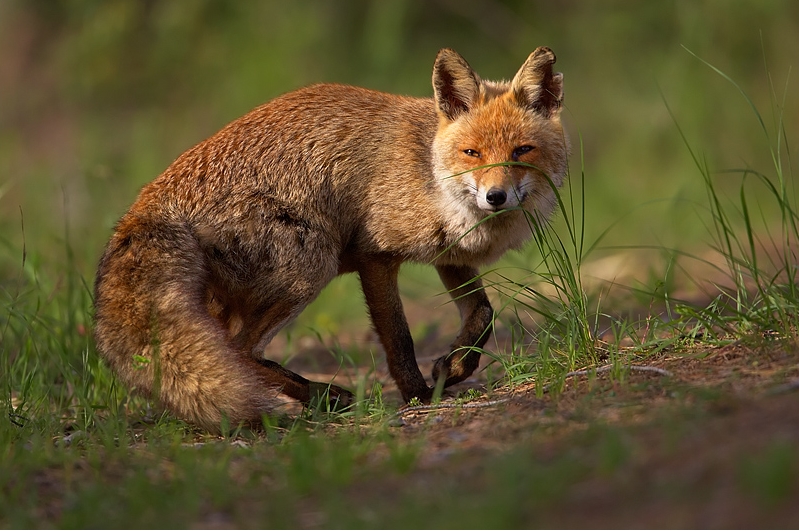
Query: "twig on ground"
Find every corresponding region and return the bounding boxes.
[538,364,673,393]
[395,364,673,418]
[397,398,512,416]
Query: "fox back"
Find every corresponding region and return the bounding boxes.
[94,47,569,432]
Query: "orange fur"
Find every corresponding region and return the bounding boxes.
[94,47,569,432]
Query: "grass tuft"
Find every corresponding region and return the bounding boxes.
[656,50,798,344]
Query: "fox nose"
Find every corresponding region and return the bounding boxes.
[485,188,507,207]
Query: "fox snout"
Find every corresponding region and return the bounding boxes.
[472,172,526,212]
[477,185,516,211]
[485,188,507,207]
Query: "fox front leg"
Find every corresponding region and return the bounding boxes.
[432,264,493,388]
[358,256,433,402]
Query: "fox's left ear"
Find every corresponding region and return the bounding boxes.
[511,47,564,118]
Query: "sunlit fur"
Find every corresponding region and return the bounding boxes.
[94,47,570,432]
[432,50,569,265]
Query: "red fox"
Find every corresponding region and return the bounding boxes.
[94,47,569,432]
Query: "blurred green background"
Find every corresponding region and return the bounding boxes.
[1,0,797,329]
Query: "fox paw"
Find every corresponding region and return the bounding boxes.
[431,351,480,387]
[307,382,354,411]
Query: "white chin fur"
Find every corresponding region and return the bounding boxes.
[436,169,528,216]
[432,167,546,264]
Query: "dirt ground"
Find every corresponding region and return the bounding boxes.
[411,344,799,525]
[280,325,799,528]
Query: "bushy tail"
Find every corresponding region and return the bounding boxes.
[94,217,282,433]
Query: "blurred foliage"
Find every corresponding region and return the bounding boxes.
[0,0,797,278]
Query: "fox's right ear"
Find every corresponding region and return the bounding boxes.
[432,49,481,121]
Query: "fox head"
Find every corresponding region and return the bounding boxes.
[431,47,569,222]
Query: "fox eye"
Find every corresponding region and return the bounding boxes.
[512,145,535,160]
[463,149,481,158]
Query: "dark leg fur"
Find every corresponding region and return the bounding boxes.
[255,358,353,407]
[431,264,493,387]
[359,257,432,402]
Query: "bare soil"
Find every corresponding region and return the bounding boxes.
[284,329,799,528]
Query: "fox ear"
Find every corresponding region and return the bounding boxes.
[432,48,481,121]
[511,46,563,117]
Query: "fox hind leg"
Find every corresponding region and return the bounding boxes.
[217,241,354,409]
[256,359,353,409]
